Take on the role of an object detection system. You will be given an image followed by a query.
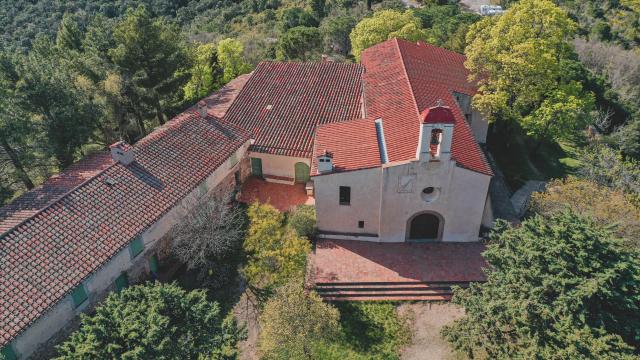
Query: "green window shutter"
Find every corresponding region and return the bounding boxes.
[1,344,17,360]
[129,237,144,258]
[114,272,129,292]
[71,284,88,308]
[148,254,159,273]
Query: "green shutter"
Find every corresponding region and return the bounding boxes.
[114,272,129,292]
[148,254,159,273]
[129,237,144,258]
[1,344,17,360]
[71,284,88,308]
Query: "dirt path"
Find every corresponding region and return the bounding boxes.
[233,290,261,360]
[398,303,465,360]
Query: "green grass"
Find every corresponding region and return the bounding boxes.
[487,123,585,191]
[314,302,411,360]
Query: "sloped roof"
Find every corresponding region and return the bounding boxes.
[0,83,250,346]
[0,153,114,235]
[313,38,492,176]
[311,119,382,175]
[223,62,365,158]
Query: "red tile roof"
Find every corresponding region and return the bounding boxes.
[0,91,250,346]
[223,62,365,158]
[311,119,382,175]
[313,38,492,176]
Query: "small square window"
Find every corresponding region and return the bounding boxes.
[358,221,364,228]
[339,186,351,205]
[129,237,144,259]
[71,284,88,308]
[114,272,129,292]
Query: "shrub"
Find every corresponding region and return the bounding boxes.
[287,205,316,238]
[258,281,340,359]
[442,212,640,358]
[55,282,243,359]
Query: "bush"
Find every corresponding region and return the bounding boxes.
[258,281,340,359]
[287,205,316,238]
[55,282,243,359]
[442,212,640,358]
[242,202,311,292]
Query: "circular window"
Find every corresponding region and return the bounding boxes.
[421,187,439,202]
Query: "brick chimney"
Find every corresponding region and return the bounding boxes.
[317,150,334,173]
[109,141,135,165]
[197,100,208,119]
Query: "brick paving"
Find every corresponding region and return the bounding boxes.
[311,239,487,284]
[238,177,314,212]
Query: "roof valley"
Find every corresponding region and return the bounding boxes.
[394,38,423,131]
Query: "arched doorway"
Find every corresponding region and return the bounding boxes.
[294,162,310,183]
[407,212,443,241]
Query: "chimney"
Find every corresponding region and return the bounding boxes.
[321,54,329,63]
[109,141,135,165]
[417,100,455,162]
[197,100,208,119]
[317,150,334,173]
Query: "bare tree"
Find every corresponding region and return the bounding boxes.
[172,192,246,286]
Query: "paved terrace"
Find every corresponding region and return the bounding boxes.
[238,177,314,212]
[310,239,487,284]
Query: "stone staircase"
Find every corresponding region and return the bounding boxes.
[315,281,471,301]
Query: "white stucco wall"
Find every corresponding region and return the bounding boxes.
[9,140,251,359]
[470,109,488,144]
[249,152,309,180]
[313,157,491,243]
[314,167,382,237]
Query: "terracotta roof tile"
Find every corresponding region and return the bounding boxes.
[314,38,492,176]
[0,84,250,346]
[223,62,364,158]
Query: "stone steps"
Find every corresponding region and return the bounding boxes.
[315,281,469,302]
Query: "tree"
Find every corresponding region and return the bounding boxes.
[258,281,340,359]
[56,13,83,52]
[172,194,245,287]
[16,36,97,168]
[350,10,428,60]
[287,205,316,239]
[442,212,640,359]
[55,282,243,359]
[217,38,251,84]
[242,203,311,292]
[278,7,319,32]
[109,6,190,126]
[577,144,640,205]
[319,15,357,56]
[530,177,640,248]
[183,43,223,102]
[465,0,594,145]
[276,26,322,61]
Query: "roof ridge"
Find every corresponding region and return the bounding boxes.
[393,38,423,129]
[0,110,225,239]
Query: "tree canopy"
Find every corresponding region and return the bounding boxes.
[442,211,640,359]
[465,0,595,145]
[55,282,242,359]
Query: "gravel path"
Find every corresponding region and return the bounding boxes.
[399,303,465,360]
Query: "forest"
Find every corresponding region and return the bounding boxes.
[0,0,479,204]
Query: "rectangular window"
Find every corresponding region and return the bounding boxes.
[71,284,88,308]
[149,254,159,273]
[1,344,17,360]
[129,237,144,259]
[114,272,129,292]
[339,186,351,205]
[358,221,365,228]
